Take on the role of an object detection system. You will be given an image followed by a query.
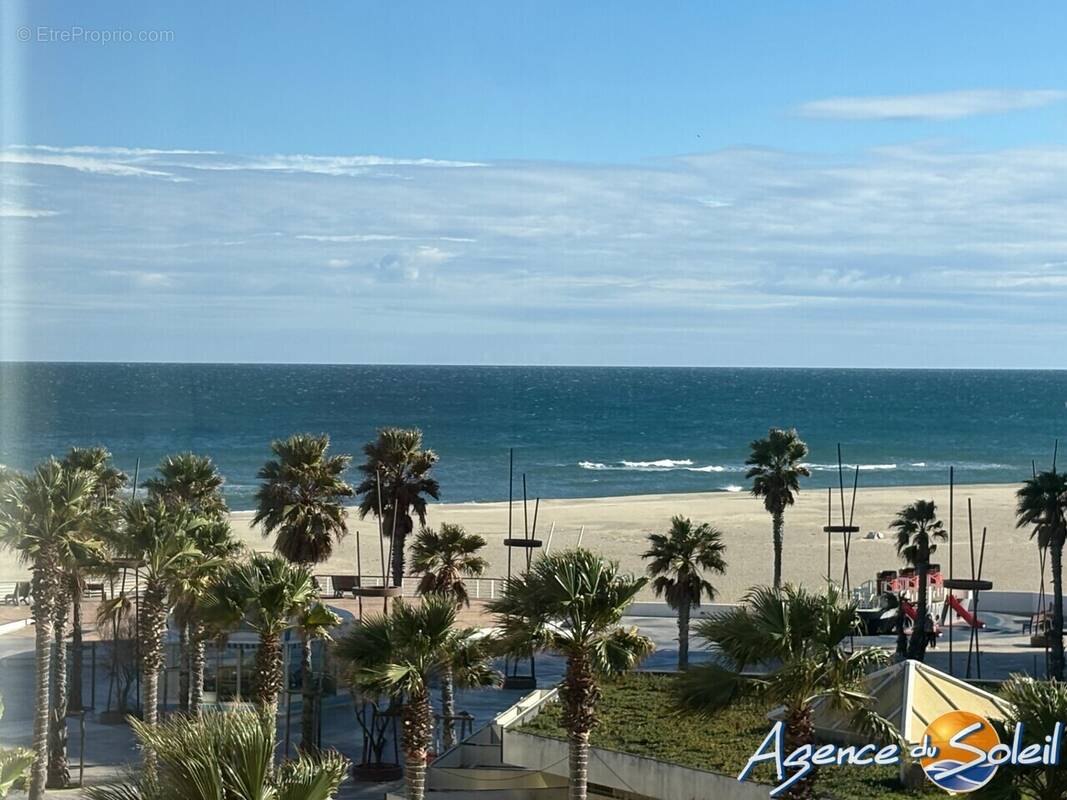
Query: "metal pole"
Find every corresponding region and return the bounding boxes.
[90,641,97,709]
[545,522,556,554]
[355,530,363,619]
[576,526,585,549]
[948,467,954,676]
[826,487,832,587]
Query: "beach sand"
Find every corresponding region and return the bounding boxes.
[0,482,1040,602]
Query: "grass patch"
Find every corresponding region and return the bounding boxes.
[518,672,936,800]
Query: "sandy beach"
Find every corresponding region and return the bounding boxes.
[0,482,1039,601]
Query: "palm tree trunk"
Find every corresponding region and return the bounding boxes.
[47,587,71,789]
[178,622,190,713]
[1051,537,1065,680]
[678,600,690,670]
[70,586,84,712]
[139,581,168,778]
[189,621,206,715]
[440,664,456,750]
[562,654,597,800]
[402,689,432,800]
[29,557,57,800]
[783,705,816,800]
[252,631,282,748]
[772,510,784,589]
[908,561,930,661]
[568,730,590,800]
[300,633,315,750]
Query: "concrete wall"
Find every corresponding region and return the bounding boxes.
[979,590,1053,615]
[502,730,769,800]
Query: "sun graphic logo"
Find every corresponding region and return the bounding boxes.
[920,710,1000,793]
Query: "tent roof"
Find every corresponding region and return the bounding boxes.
[770,659,1013,745]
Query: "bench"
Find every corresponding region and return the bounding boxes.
[3,582,31,605]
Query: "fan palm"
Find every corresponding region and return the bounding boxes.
[356,428,440,588]
[642,516,727,670]
[0,697,34,799]
[982,674,1067,800]
[745,428,810,589]
[890,500,946,661]
[335,594,497,800]
[202,553,318,737]
[488,549,653,800]
[293,601,343,744]
[1017,469,1067,680]
[59,447,127,715]
[146,454,232,714]
[171,520,242,714]
[254,433,352,750]
[144,452,228,520]
[0,460,97,800]
[84,710,349,800]
[119,499,204,772]
[411,523,488,607]
[678,584,892,800]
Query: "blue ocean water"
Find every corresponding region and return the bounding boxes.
[1,363,1065,510]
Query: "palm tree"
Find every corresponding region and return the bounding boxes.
[488,549,653,800]
[171,520,242,714]
[84,710,349,800]
[144,452,230,714]
[294,600,343,743]
[1017,469,1067,680]
[0,696,34,799]
[678,584,893,800]
[356,428,440,588]
[202,554,318,735]
[144,452,228,520]
[59,447,127,715]
[119,499,203,771]
[890,500,946,661]
[335,595,497,800]
[0,461,97,800]
[411,523,488,607]
[642,516,727,670]
[745,428,810,589]
[410,523,490,750]
[985,674,1067,799]
[436,626,497,751]
[254,433,352,751]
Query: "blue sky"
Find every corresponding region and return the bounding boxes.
[4,2,1067,366]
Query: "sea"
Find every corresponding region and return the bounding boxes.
[1,363,1065,511]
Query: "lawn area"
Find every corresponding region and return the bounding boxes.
[518,672,936,800]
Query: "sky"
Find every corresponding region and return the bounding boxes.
[4,2,1067,367]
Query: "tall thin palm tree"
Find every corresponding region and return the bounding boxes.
[1017,469,1067,680]
[745,428,810,589]
[678,585,893,800]
[59,447,127,715]
[335,595,497,800]
[410,523,490,749]
[119,499,203,778]
[642,516,727,670]
[172,520,242,714]
[202,554,318,738]
[356,428,440,588]
[411,523,488,607]
[254,433,352,751]
[0,461,97,800]
[145,452,230,714]
[488,549,653,800]
[890,499,946,661]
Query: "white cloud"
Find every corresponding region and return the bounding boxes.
[796,89,1067,120]
[12,141,1067,365]
[0,201,58,218]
